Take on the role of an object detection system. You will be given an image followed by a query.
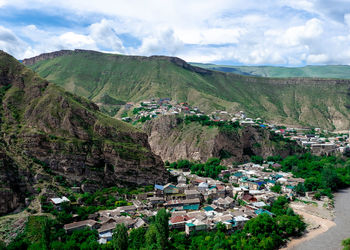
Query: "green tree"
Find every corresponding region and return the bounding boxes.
[295,183,306,196]
[0,241,6,250]
[276,215,306,237]
[129,227,146,250]
[112,224,128,250]
[40,217,51,250]
[145,223,158,248]
[155,208,170,249]
[251,155,264,164]
[342,237,350,250]
[271,184,282,194]
[321,167,339,191]
[243,214,277,237]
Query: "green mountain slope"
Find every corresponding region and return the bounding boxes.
[24,50,350,130]
[0,50,168,215]
[191,63,350,79]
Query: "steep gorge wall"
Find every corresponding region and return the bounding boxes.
[144,116,301,164]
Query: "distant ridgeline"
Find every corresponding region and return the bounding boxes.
[190,63,350,79]
[24,50,350,130]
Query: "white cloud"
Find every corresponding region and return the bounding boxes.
[57,32,95,49]
[89,19,125,52]
[279,18,323,47]
[0,0,6,7]
[136,28,183,56]
[2,0,350,65]
[307,53,329,64]
[345,13,350,28]
[0,25,28,58]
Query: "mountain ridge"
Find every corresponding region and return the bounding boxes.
[23,50,350,130]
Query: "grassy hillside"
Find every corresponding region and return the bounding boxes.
[26,50,350,130]
[191,63,350,79]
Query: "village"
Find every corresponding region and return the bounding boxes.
[121,98,350,156]
[47,161,313,244]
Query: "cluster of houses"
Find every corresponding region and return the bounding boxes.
[53,162,307,244]
[121,98,203,122]
[287,132,350,155]
[121,98,350,156]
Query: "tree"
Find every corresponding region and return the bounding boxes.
[243,214,277,237]
[0,241,6,250]
[145,223,158,248]
[295,183,306,196]
[342,238,350,250]
[129,227,146,250]
[40,217,51,250]
[112,224,128,250]
[321,167,340,191]
[271,184,282,194]
[155,208,170,249]
[251,155,264,165]
[276,215,306,237]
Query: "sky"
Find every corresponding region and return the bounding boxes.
[0,0,350,66]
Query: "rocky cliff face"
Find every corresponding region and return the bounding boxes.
[144,116,301,164]
[0,50,168,214]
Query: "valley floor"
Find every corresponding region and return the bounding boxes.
[282,201,335,249]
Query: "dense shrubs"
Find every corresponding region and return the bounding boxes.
[184,115,240,132]
[277,153,350,198]
[169,158,226,179]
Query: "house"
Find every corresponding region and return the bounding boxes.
[169,215,192,229]
[50,196,70,210]
[234,216,249,228]
[154,184,164,196]
[114,216,135,228]
[252,201,267,208]
[198,182,209,192]
[184,189,201,200]
[133,200,147,210]
[203,206,215,212]
[183,198,201,206]
[283,185,295,194]
[183,204,200,211]
[163,183,179,194]
[185,219,207,235]
[254,209,273,217]
[213,197,234,209]
[176,183,188,193]
[134,218,147,229]
[216,185,226,198]
[115,205,137,214]
[164,200,185,208]
[98,232,113,244]
[242,194,257,203]
[98,222,116,235]
[64,220,99,233]
[147,197,165,206]
[230,172,243,183]
[177,175,187,184]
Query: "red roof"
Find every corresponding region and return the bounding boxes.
[216,185,225,190]
[242,194,256,202]
[170,215,191,224]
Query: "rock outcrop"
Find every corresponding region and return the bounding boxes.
[144,116,301,164]
[0,50,168,214]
